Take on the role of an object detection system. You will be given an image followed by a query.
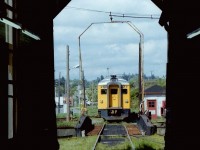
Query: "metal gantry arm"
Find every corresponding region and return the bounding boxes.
[78,21,144,108]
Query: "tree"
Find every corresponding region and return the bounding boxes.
[100,75,104,80]
[130,86,139,112]
[86,82,97,102]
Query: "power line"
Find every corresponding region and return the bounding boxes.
[109,14,159,20]
[66,6,110,14]
[66,6,160,19]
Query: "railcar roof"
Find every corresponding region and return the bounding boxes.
[98,76,129,85]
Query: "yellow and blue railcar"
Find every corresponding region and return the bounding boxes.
[98,75,131,120]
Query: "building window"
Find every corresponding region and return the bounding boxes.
[148,101,155,107]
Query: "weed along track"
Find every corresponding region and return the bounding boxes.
[92,123,135,150]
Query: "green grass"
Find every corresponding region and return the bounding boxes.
[56,109,104,128]
[151,117,166,124]
[56,107,165,149]
[57,132,164,150]
[86,105,99,117]
[57,120,78,128]
[91,118,104,125]
[131,134,165,150]
[58,136,97,150]
[56,113,68,118]
[95,141,132,150]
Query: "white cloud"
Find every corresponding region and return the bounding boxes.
[53,0,167,80]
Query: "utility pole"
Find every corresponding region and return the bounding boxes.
[92,81,94,107]
[78,36,83,112]
[138,36,144,112]
[66,45,70,121]
[82,70,86,108]
[58,72,61,113]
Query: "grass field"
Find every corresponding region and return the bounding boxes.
[58,136,97,150]
[58,134,165,150]
[56,106,165,149]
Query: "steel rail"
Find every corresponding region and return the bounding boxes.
[124,124,135,150]
[91,123,105,150]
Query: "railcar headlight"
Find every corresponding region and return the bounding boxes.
[125,100,129,103]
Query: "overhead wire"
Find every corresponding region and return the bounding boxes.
[66,6,110,14]
[66,6,160,19]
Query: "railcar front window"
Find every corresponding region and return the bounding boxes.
[101,89,107,94]
[122,89,127,94]
[111,89,117,94]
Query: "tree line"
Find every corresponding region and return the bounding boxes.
[55,73,166,109]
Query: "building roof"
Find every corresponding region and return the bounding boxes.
[53,0,71,18]
[98,75,129,86]
[144,85,166,95]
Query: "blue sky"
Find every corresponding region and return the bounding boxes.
[53,0,167,80]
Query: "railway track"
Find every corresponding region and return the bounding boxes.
[92,123,135,150]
